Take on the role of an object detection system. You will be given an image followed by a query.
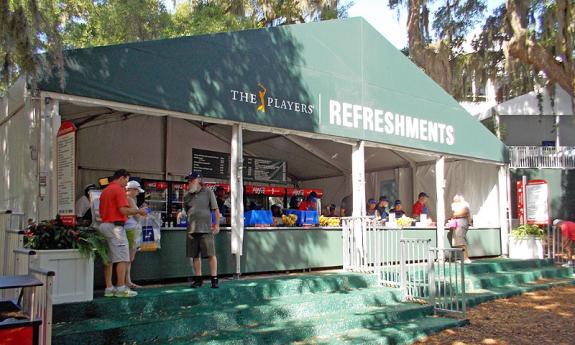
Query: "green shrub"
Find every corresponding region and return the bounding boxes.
[25,215,109,263]
[511,224,545,239]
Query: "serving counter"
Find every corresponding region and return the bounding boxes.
[93,226,502,288]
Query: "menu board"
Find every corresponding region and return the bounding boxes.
[526,180,549,225]
[192,149,287,183]
[56,121,77,226]
[244,157,287,183]
[192,149,230,179]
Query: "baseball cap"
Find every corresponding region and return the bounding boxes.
[186,171,201,180]
[84,184,97,192]
[368,198,377,204]
[553,219,561,226]
[418,192,429,198]
[126,180,144,193]
[379,195,388,202]
[394,199,402,206]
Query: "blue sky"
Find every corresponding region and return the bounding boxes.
[347,0,505,49]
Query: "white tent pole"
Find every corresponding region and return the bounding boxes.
[555,114,560,148]
[230,123,244,278]
[352,141,366,217]
[435,156,446,261]
[411,163,417,205]
[498,165,509,257]
[49,99,61,219]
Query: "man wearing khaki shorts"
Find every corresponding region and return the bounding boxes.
[183,172,220,288]
[99,169,147,297]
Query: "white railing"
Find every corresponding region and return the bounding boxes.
[400,239,432,302]
[27,267,55,345]
[509,146,575,168]
[343,217,467,318]
[0,211,25,276]
[342,217,403,274]
[547,225,573,266]
[429,248,467,318]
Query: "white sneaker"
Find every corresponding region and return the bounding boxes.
[115,286,138,298]
[562,261,573,268]
[464,259,473,264]
[104,287,116,297]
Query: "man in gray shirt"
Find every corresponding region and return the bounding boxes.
[183,172,220,288]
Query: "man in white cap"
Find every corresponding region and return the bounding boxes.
[553,219,575,267]
[125,180,146,288]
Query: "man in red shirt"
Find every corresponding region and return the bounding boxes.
[412,192,429,218]
[99,169,147,297]
[554,219,575,267]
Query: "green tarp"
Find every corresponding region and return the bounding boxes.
[39,18,508,163]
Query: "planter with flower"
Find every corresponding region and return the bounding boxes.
[509,224,545,260]
[24,217,109,304]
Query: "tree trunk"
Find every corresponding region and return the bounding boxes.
[407,0,452,92]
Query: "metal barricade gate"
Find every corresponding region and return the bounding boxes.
[548,225,572,266]
[343,217,467,318]
[429,248,466,318]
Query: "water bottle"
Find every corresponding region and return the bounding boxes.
[180,212,187,227]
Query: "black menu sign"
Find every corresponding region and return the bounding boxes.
[244,157,287,183]
[192,149,287,183]
[192,149,229,179]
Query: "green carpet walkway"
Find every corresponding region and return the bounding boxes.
[52,259,573,345]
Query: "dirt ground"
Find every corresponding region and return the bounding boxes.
[417,283,575,345]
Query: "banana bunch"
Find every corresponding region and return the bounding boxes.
[319,216,341,227]
[396,216,415,228]
[282,214,298,226]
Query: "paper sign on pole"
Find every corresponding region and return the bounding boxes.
[525,180,549,225]
[56,121,77,226]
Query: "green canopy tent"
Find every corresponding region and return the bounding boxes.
[2,18,510,274]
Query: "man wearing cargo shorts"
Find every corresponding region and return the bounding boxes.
[184,172,220,288]
[99,169,147,297]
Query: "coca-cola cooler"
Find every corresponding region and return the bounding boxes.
[244,185,286,211]
[141,180,191,226]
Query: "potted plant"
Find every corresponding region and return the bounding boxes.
[24,216,109,304]
[509,224,545,259]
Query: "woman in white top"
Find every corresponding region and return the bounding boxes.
[125,180,146,288]
[449,194,472,263]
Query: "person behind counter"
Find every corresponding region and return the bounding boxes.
[271,204,283,226]
[75,183,97,224]
[376,196,389,220]
[324,204,337,217]
[393,200,405,218]
[366,199,380,218]
[340,194,353,217]
[289,196,303,210]
[412,192,430,219]
[214,186,229,224]
[299,192,318,211]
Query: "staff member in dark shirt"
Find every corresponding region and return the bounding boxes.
[393,200,406,218]
[214,186,229,224]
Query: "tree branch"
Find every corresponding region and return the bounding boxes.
[505,0,574,97]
